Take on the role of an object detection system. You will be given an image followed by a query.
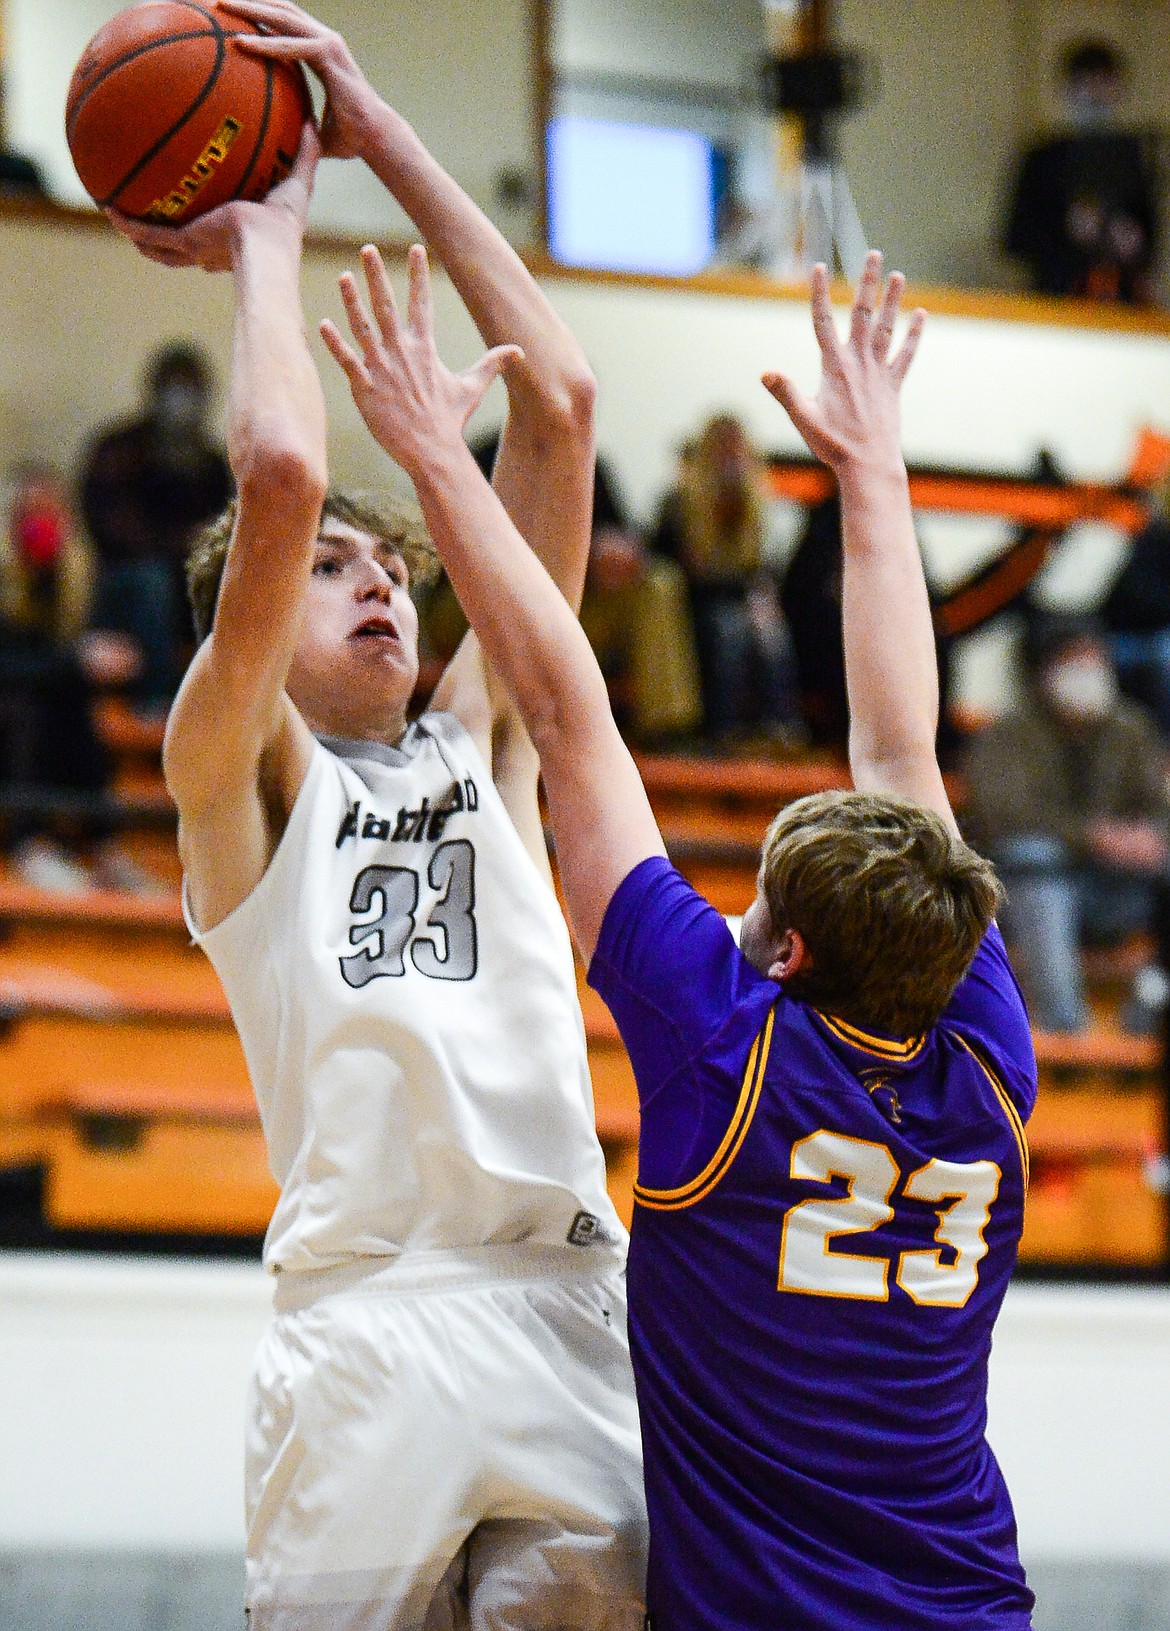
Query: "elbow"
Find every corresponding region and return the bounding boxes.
[514,360,597,448]
[232,439,328,515]
[524,663,612,765]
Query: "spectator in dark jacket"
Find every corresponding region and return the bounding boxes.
[80,342,231,711]
[1100,491,1170,731]
[1004,39,1159,304]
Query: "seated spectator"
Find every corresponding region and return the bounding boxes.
[651,414,797,744]
[1100,480,1170,731]
[0,464,157,894]
[426,439,703,744]
[577,457,702,745]
[964,613,1170,1032]
[1004,38,1159,304]
[80,341,232,713]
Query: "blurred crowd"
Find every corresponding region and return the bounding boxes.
[8,331,1170,1044]
[0,342,228,895]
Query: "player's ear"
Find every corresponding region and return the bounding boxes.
[768,928,810,984]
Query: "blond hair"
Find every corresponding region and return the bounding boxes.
[760,791,1002,1036]
[186,487,438,643]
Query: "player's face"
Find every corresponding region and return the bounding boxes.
[286,521,420,740]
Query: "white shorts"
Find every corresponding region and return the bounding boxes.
[244,1246,648,1631]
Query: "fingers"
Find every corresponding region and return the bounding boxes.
[808,264,842,365]
[359,245,402,348]
[848,249,883,348]
[319,318,372,390]
[234,34,325,59]
[405,244,434,341]
[338,269,385,363]
[219,0,318,34]
[890,307,927,385]
[103,207,195,265]
[761,371,817,441]
[462,345,525,409]
[871,271,905,363]
[289,118,323,181]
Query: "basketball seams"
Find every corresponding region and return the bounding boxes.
[67,3,307,222]
[98,30,227,208]
[234,59,275,200]
[67,2,227,125]
[66,30,220,139]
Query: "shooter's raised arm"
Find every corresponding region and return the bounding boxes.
[225,0,595,607]
[106,127,328,925]
[763,253,954,832]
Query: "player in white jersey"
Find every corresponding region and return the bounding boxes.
[106,6,646,1627]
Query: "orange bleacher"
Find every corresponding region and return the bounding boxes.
[0,713,1163,1271]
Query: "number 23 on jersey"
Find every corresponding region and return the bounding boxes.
[778,1130,1002,1309]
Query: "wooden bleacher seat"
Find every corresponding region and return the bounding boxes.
[0,875,186,934]
[1,709,1163,1265]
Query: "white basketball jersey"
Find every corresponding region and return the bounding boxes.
[185,713,626,1276]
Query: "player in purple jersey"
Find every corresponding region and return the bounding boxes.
[319,244,1036,1629]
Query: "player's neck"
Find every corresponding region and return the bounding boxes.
[299,699,412,749]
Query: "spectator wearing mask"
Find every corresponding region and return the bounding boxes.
[1004,39,1159,304]
[0,464,152,893]
[80,341,232,711]
[651,414,795,744]
[964,614,1170,1032]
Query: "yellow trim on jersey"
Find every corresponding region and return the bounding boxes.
[816,1011,928,1062]
[951,1032,1030,1191]
[634,1007,776,1212]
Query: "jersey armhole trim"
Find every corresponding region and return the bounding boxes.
[950,1030,1031,1192]
[634,1003,776,1212]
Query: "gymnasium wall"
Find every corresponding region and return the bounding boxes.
[9,0,1170,291]
[1,205,1169,716]
[5,0,538,243]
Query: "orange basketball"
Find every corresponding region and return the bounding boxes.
[66,1,312,225]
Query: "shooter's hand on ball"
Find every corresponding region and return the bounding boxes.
[223,0,376,160]
[321,244,523,480]
[104,120,320,271]
[762,250,926,476]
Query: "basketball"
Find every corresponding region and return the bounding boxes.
[65,1,312,225]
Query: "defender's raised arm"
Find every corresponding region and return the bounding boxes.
[763,253,953,832]
[321,246,665,960]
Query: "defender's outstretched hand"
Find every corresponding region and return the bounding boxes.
[321,244,522,476]
[763,251,925,472]
[222,0,377,160]
[104,120,320,271]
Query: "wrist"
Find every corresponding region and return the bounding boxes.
[229,203,303,264]
[401,431,477,496]
[834,455,909,502]
[351,95,416,164]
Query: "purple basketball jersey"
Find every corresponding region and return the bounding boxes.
[590,857,1036,1631]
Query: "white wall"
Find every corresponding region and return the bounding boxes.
[0,1252,1166,1562]
[8,0,1170,287]
[551,0,763,88]
[6,0,538,242]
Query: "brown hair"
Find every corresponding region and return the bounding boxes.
[186,487,438,643]
[760,791,1002,1036]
